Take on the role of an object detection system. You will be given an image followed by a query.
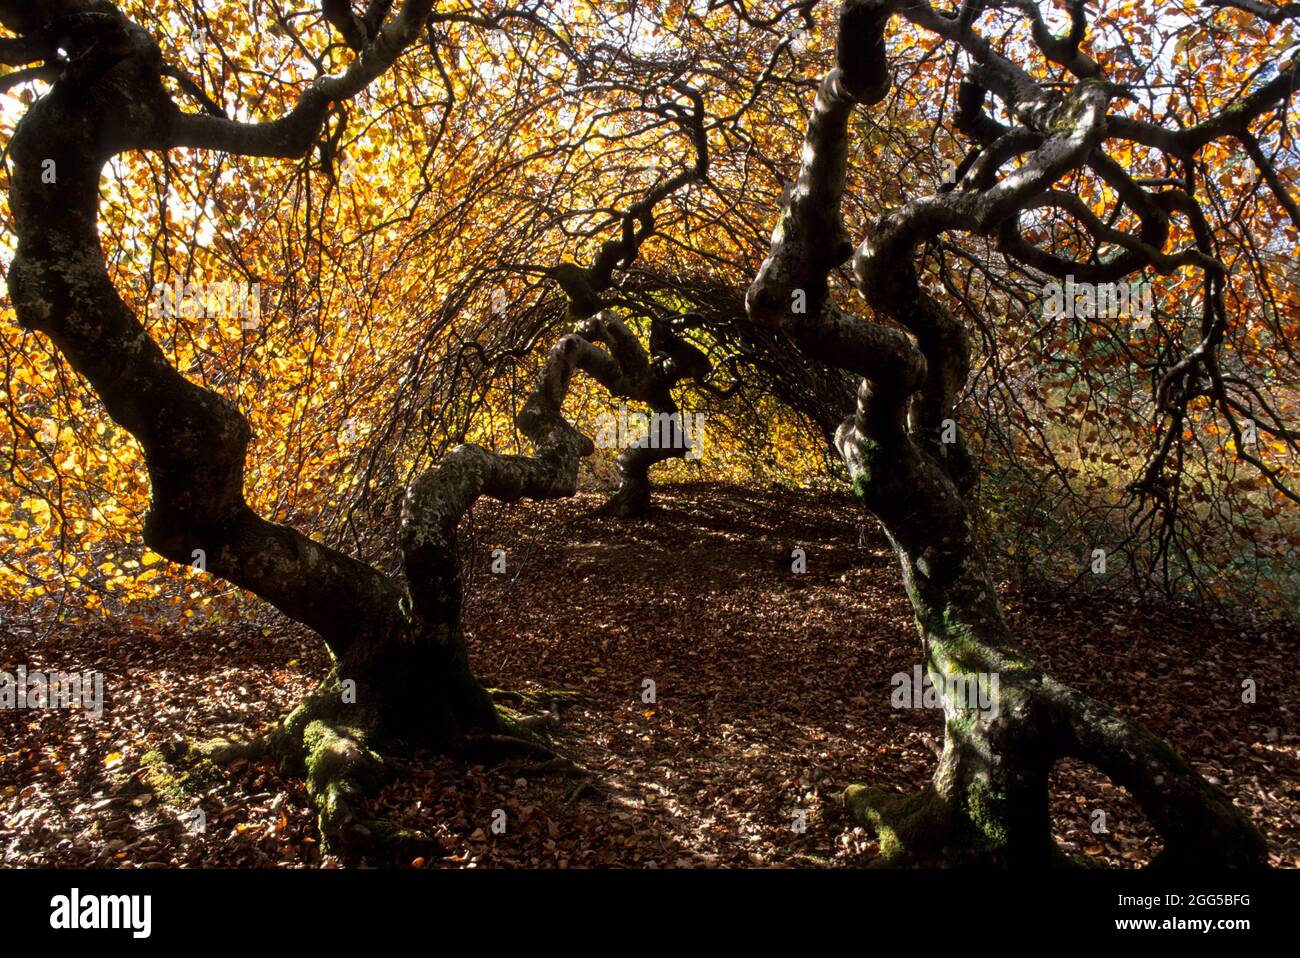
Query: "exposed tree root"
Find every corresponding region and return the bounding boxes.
[842,669,1269,869]
[136,677,587,863]
[487,686,589,712]
[843,784,960,867]
[136,735,268,804]
[564,779,610,806]
[500,755,589,778]
[463,731,556,761]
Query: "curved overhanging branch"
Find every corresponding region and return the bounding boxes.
[400,327,617,627]
[166,0,434,157]
[1206,0,1300,23]
[546,80,710,317]
[2,2,443,658]
[853,81,1111,292]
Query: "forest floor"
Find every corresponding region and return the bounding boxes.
[2,482,1297,868]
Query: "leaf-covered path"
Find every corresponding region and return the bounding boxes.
[3,484,1295,867]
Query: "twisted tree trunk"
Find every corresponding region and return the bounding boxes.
[584,315,712,517]
[747,0,1267,867]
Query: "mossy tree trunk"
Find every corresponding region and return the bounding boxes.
[747,0,1268,868]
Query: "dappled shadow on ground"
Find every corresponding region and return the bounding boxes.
[1,482,1295,867]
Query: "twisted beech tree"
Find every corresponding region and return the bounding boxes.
[0,0,716,855]
[746,0,1288,865]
